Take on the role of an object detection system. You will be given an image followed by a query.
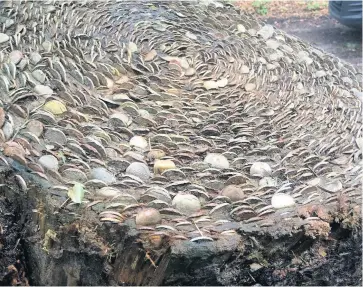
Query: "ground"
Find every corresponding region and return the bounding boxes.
[237,0,362,71]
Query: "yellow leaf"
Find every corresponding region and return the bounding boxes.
[318,247,327,257]
[68,182,85,204]
[43,100,67,115]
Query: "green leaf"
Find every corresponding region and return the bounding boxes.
[68,182,85,204]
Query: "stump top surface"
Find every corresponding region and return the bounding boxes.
[0,0,361,251]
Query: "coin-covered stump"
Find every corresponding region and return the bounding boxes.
[0,0,361,286]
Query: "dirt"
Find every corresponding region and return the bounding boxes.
[264,16,362,72]
[236,0,362,72]
[237,0,329,19]
[0,167,29,286]
[0,166,361,286]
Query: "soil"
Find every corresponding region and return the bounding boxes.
[237,0,329,19]
[236,1,362,71]
[264,16,362,72]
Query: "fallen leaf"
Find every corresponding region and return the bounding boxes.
[318,247,327,257]
[43,100,67,115]
[68,182,85,204]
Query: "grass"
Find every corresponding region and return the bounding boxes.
[306,1,322,11]
[237,0,329,19]
[252,0,271,16]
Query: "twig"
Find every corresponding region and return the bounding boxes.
[59,198,71,210]
[11,119,30,141]
[193,221,203,237]
[13,238,20,251]
[248,272,256,283]
[145,251,157,268]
